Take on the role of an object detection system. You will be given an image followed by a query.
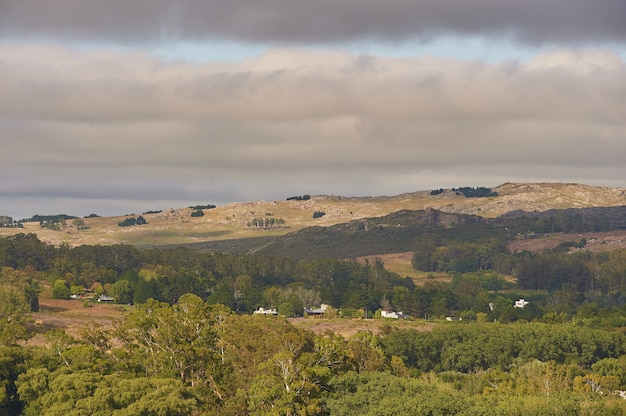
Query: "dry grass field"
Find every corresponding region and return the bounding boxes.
[3,183,625,249]
[355,252,452,285]
[26,292,434,345]
[26,291,127,346]
[288,317,435,338]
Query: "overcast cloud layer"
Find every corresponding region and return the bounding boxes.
[2,0,626,45]
[1,2,625,219]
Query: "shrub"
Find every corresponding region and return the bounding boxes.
[118,216,147,227]
[189,204,216,210]
[287,195,311,201]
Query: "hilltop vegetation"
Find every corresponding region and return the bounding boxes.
[1,182,624,249]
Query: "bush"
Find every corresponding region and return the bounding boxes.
[313,211,326,219]
[189,204,216,210]
[52,279,71,299]
[118,216,147,227]
[287,195,311,201]
[191,210,204,217]
[452,187,498,198]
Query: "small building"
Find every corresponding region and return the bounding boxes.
[253,307,278,316]
[97,295,115,303]
[514,299,529,308]
[381,310,409,319]
[305,304,329,317]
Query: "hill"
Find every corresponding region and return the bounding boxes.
[1,182,625,250]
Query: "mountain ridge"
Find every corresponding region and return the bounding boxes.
[1,182,625,248]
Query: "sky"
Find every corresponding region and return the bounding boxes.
[1,1,626,220]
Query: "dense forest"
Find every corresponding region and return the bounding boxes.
[2,202,626,414]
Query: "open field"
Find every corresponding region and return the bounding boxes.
[355,252,452,285]
[26,294,127,346]
[26,292,435,346]
[288,317,435,338]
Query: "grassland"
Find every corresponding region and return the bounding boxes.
[2,182,625,250]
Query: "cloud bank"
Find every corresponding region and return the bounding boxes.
[2,44,625,218]
[1,0,625,46]
[1,1,625,218]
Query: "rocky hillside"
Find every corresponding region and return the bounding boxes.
[1,182,624,248]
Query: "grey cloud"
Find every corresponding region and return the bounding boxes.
[1,1,625,46]
[2,45,626,219]
[2,46,625,124]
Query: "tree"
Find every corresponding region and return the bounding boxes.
[72,218,85,231]
[114,295,226,406]
[109,279,133,304]
[326,371,465,416]
[0,285,30,347]
[346,332,387,373]
[51,279,70,300]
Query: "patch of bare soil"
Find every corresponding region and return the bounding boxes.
[26,298,126,346]
[288,317,435,338]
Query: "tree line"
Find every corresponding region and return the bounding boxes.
[3,293,626,414]
[4,233,626,323]
[5,232,626,413]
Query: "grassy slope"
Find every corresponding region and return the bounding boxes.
[2,182,625,250]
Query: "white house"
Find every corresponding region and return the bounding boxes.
[514,299,529,308]
[381,310,409,319]
[253,307,278,315]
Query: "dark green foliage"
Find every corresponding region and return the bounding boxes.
[257,209,507,260]
[327,371,466,415]
[0,234,53,270]
[51,279,70,300]
[190,210,204,217]
[0,347,27,415]
[133,278,161,304]
[84,213,100,218]
[108,279,133,304]
[117,216,147,227]
[189,204,216,210]
[382,323,626,373]
[20,214,77,223]
[246,217,285,228]
[514,252,592,291]
[118,217,136,227]
[430,188,444,195]
[142,210,162,214]
[452,186,498,197]
[0,217,21,229]
[3,231,626,322]
[313,211,325,219]
[286,195,311,201]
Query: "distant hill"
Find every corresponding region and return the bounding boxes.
[1,182,624,251]
[249,205,626,259]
